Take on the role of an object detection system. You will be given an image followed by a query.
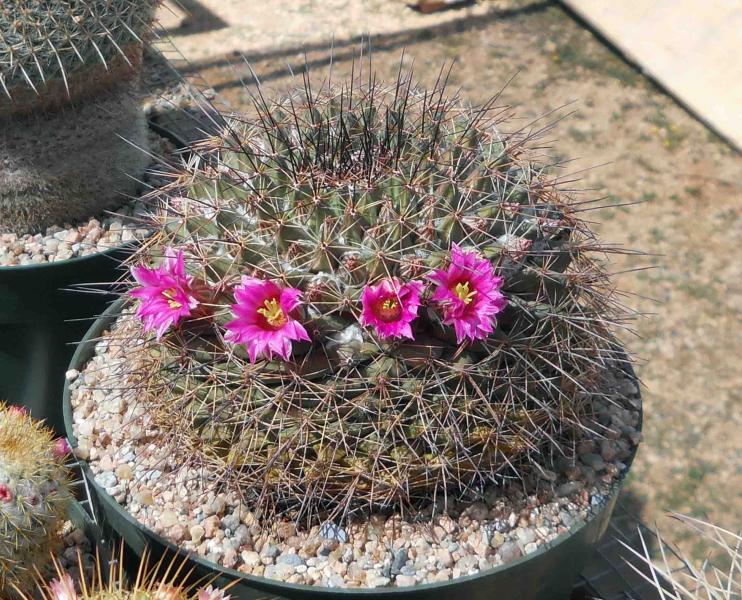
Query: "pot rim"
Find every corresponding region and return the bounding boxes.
[63,298,642,596]
[0,240,140,275]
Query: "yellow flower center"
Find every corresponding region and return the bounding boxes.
[257,298,288,328]
[453,281,477,304]
[375,296,402,322]
[382,298,398,311]
[162,288,182,310]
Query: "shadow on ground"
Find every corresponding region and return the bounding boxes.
[170,1,554,92]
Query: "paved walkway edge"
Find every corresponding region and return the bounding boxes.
[560,0,741,152]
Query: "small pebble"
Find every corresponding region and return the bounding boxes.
[277,553,305,567]
[190,524,205,544]
[320,521,349,543]
[0,205,150,267]
[499,541,522,563]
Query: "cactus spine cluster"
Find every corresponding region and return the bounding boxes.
[0,1,159,234]
[122,69,629,523]
[21,548,229,600]
[0,403,71,597]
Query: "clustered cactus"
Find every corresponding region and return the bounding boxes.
[0,402,71,596]
[18,548,230,600]
[0,0,160,234]
[121,70,629,524]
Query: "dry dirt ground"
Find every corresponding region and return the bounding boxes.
[161,0,741,564]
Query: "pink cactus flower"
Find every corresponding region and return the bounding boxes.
[225,277,310,362]
[430,244,507,343]
[53,438,72,460]
[49,573,77,600]
[7,406,28,416]
[198,586,230,600]
[0,483,13,503]
[360,277,424,340]
[130,248,200,339]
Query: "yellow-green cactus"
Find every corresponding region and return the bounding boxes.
[20,549,231,600]
[0,403,71,597]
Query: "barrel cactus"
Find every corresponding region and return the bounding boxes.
[0,0,159,234]
[0,403,71,595]
[120,72,628,523]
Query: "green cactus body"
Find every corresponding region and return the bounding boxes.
[125,72,628,522]
[0,403,70,597]
[0,1,159,234]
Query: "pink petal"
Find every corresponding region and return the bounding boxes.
[131,264,165,287]
[49,573,77,600]
[198,586,229,600]
[226,279,309,362]
[164,248,187,278]
[53,438,71,459]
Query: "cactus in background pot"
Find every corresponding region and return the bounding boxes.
[118,69,631,523]
[21,548,230,600]
[0,1,160,234]
[0,403,71,596]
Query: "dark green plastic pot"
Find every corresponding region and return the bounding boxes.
[64,300,642,600]
[0,247,134,434]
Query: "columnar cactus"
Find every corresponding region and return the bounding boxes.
[0,1,159,234]
[122,71,629,522]
[0,403,71,596]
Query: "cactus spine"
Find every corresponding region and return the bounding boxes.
[0,1,159,235]
[20,548,229,600]
[0,403,71,597]
[120,68,631,523]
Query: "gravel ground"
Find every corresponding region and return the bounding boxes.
[168,0,740,563]
[53,519,97,592]
[69,312,641,588]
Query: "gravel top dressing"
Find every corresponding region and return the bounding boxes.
[0,207,150,267]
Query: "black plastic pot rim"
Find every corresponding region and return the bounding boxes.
[63,298,641,597]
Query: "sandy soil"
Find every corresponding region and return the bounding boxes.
[162,0,741,563]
